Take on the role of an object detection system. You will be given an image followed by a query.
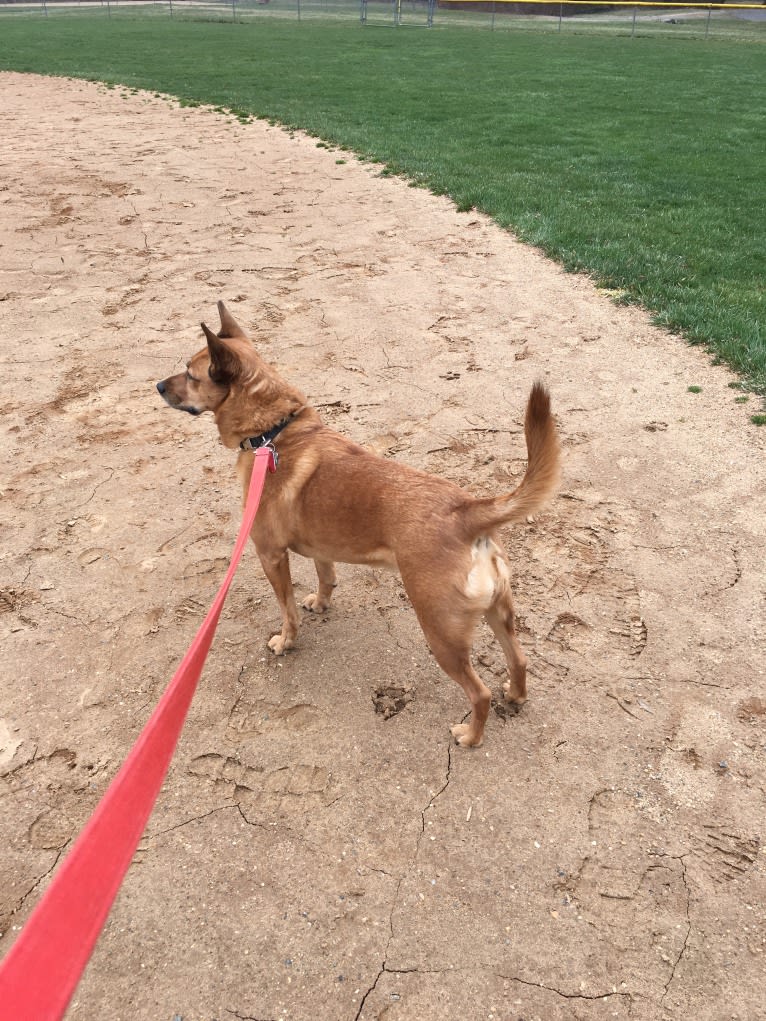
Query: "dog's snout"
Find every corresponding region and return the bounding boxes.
[156,380,166,395]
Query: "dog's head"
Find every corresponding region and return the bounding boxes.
[157,301,307,448]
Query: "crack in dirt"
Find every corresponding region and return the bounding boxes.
[352,909,398,1021]
[498,971,633,1004]
[46,606,97,633]
[225,1010,276,1021]
[704,544,742,596]
[606,689,643,720]
[2,843,68,933]
[70,467,115,514]
[353,962,632,1016]
[659,853,692,1003]
[354,738,455,1020]
[234,803,272,832]
[419,740,454,837]
[145,803,238,841]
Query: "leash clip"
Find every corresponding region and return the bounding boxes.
[262,440,279,473]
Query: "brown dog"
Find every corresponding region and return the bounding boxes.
[157,302,560,747]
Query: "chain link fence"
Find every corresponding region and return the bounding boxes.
[1,0,765,38]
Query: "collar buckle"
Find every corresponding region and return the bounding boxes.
[241,420,290,473]
[240,434,279,470]
[263,440,279,472]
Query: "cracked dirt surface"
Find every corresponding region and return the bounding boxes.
[1,72,765,1021]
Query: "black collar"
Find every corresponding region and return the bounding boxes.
[239,416,294,453]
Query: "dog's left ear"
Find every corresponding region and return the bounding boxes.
[217,301,248,340]
[202,322,241,383]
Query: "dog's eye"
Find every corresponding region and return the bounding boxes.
[186,371,198,383]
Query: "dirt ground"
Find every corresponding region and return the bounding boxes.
[1,72,764,1021]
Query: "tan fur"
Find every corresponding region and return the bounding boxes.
[157,302,561,747]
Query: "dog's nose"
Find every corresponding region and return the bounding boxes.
[156,381,166,395]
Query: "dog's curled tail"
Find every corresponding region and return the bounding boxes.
[463,382,561,536]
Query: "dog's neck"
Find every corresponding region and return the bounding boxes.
[214,375,313,449]
[239,415,295,452]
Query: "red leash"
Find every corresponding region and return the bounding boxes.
[0,448,274,1020]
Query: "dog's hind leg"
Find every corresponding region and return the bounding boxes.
[401,557,492,747]
[302,559,338,613]
[408,602,492,747]
[428,626,492,748]
[485,587,528,706]
[258,548,300,655]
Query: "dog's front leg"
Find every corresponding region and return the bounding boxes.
[302,558,338,613]
[257,548,299,655]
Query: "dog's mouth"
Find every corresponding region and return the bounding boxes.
[157,380,203,415]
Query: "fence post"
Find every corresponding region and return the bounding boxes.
[558,1,563,31]
[631,5,637,35]
[297,0,301,21]
[705,5,712,37]
[427,0,434,27]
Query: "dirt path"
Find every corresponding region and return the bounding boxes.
[1,72,764,1021]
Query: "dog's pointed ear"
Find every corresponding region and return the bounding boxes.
[202,322,241,383]
[217,301,247,340]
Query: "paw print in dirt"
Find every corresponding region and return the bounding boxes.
[372,684,414,720]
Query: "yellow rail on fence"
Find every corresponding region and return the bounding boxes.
[439,0,765,8]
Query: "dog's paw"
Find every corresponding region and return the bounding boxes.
[302,593,330,613]
[268,633,294,656]
[502,681,528,706]
[450,723,484,748]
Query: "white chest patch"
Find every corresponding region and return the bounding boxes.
[465,537,510,608]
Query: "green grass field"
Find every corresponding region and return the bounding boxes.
[1,14,764,399]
